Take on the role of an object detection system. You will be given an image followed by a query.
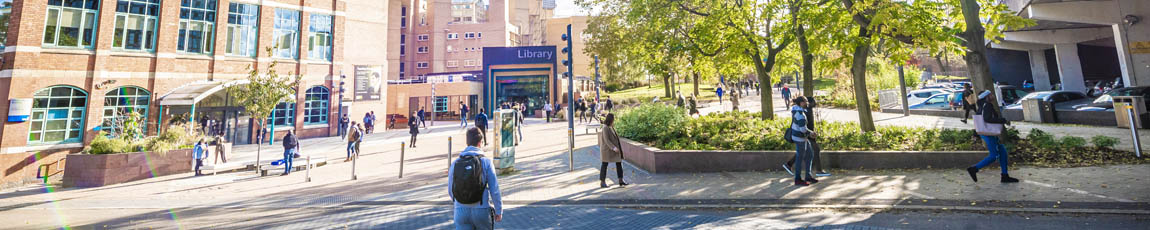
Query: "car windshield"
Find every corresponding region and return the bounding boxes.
[1020,92,1053,101]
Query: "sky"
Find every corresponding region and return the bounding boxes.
[552,0,593,18]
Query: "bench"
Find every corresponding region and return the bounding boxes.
[259,156,328,176]
[585,123,602,134]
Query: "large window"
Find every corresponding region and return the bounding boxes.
[417,46,428,53]
[267,102,295,127]
[29,86,87,144]
[43,0,99,48]
[225,3,259,57]
[303,86,329,125]
[272,9,300,59]
[178,0,217,54]
[308,14,333,61]
[113,0,159,51]
[102,86,150,137]
[400,6,406,28]
[434,96,448,112]
[416,62,428,68]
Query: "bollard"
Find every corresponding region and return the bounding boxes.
[1127,104,1143,158]
[352,148,358,180]
[448,137,453,169]
[306,155,312,182]
[568,129,574,172]
[400,142,406,178]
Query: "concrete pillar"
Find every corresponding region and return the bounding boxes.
[1116,0,1150,87]
[1028,49,1053,91]
[1114,24,1137,87]
[1054,43,1087,93]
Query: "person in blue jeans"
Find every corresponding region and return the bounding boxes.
[449,128,503,230]
[475,108,489,145]
[281,130,298,176]
[789,97,818,186]
[193,140,207,176]
[966,91,1020,183]
[460,101,469,128]
[345,122,361,162]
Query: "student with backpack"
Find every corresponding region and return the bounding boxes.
[786,97,818,186]
[281,130,298,176]
[475,108,489,146]
[449,128,503,230]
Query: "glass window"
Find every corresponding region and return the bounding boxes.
[267,102,295,127]
[102,86,150,137]
[308,14,333,61]
[303,86,329,125]
[417,46,427,53]
[29,86,87,144]
[43,0,99,48]
[416,62,428,68]
[225,3,258,57]
[178,0,217,54]
[447,33,457,39]
[113,0,159,51]
[400,44,405,56]
[273,9,300,59]
[434,96,448,112]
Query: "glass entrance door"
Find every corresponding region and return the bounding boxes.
[495,75,548,117]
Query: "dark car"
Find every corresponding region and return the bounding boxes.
[1075,86,1150,111]
[1004,91,1094,112]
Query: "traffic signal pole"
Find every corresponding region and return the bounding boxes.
[563,24,575,172]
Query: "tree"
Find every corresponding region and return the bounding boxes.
[227,47,301,171]
[952,0,1033,94]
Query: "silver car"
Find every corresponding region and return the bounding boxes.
[1003,91,1094,112]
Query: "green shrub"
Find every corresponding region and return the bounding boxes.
[89,133,132,155]
[1091,136,1120,149]
[615,103,688,146]
[1026,129,1058,149]
[1059,136,1087,149]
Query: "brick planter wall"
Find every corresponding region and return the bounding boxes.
[62,149,193,187]
[620,138,992,174]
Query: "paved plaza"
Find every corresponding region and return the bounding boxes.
[1,96,1148,229]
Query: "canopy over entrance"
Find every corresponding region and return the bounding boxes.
[158,80,249,106]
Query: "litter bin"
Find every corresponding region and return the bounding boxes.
[1113,96,1146,129]
[1022,99,1055,123]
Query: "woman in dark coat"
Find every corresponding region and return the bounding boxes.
[408,113,420,148]
[598,113,627,188]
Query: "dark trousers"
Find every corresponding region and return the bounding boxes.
[339,124,347,138]
[478,126,488,145]
[963,106,976,120]
[410,133,418,147]
[600,162,624,182]
[195,159,204,175]
[546,111,552,122]
[786,139,824,173]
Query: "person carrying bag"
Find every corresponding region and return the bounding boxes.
[966,90,1020,183]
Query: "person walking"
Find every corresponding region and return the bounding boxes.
[676,92,686,108]
[605,96,614,112]
[730,90,740,111]
[716,84,724,105]
[449,128,503,230]
[363,112,374,134]
[782,85,793,108]
[577,98,587,123]
[281,130,298,176]
[588,100,598,122]
[346,121,361,161]
[688,95,699,116]
[784,96,829,177]
[460,101,470,128]
[409,112,420,148]
[966,91,1020,183]
[475,108,489,145]
[960,84,976,123]
[516,103,525,143]
[598,113,628,188]
[339,114,350,138]
[418,107,427,128]
[544,102,553,123]
[193,140,207,176]
[789,97,818,186]
[213,135,228,164]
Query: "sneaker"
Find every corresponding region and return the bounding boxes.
[600,181,609,188]
[966,167,979,182]
[1001,175,1020,183]
[794,180,810,187]
[960,119,968,124]
[815,171,831,177]
[782,164,794,176]
[805,178,819,184]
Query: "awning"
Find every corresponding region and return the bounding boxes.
[158,80,249,106]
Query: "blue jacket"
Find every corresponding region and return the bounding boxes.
[475,113,489,128]
[193,144,207,160]
[448,146,503,215]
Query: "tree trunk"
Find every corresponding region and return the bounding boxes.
[797,24,815,97]
[935,53,948,73]
[851,26,876,132]
[693,72,700,96]
[750,50,775,120]
[663,73,672,98]
[960,0,994,94]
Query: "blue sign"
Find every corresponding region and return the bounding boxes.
[482,46,560,116]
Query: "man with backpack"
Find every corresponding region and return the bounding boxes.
[475,108,489,145]
[281,130,298,176]
[449,127,503,229]
[460,101,469,128]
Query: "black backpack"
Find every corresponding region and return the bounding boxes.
[451,154,487,204]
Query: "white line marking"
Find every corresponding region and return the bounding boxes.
[1024,180,1135,203]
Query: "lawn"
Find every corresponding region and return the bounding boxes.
[605,83,721,103]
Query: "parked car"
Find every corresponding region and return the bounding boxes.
[997,85,1031,105]
[909,93,954,110]
[907,89,955,105]
[1004,91,1094,112]
[1075,86,1150,111]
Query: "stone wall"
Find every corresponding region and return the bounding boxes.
[62,149,193,187]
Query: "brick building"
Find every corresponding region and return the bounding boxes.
[0,0,391,188]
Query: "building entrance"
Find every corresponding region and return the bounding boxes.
[495,75,548,117]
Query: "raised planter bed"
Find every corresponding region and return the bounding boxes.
[620,138,992,174]
[62,149,193,187]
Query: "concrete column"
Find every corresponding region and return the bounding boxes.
[1113,24,1137,87]
[1028,49,1053,91]
[1054,43,1086,93]
[1116,0,1150,87]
